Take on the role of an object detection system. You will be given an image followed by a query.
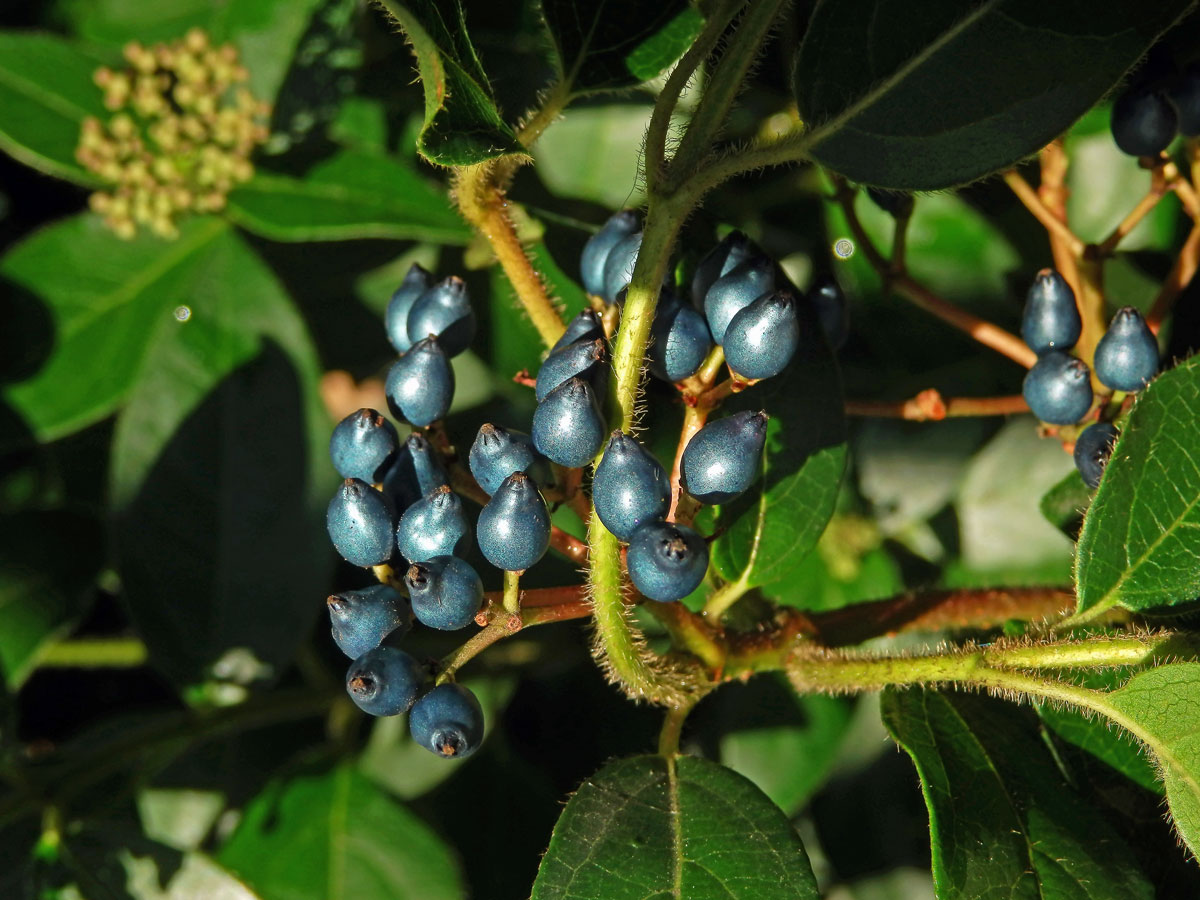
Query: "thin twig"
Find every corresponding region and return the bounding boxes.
[1038,140,1083,302]
[1002,169,1085,256]
[1148,221,1200,331]
[844,390,1029,421]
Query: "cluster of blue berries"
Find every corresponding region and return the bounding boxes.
[1019,268,1155,488]
[1110,63,1200,158]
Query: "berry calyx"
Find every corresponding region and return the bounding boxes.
[535,337,608,402]
[396,484,471,563]
[532,377,606,468]
[407,275,476,358]
[1022,351,1093,425]
[469,423,551,496]
[723,290,800,381]
[681,411,769,504]
[1021,268,1081,354]
[1074,422,1120,490]
[550,308,605,356]
[327,478,397,567]
[405,555,484,631]
[476,472,550,572]
[345,646,427,717]
[592,431,670,541]
[704,256,776,345]
[1093,307,1159,392]
[329,408,399,484]
[409,682,485,759]
[386,336,455,427]
[327,584,411,659]
[626,521,709,603]
[384,263,431,353]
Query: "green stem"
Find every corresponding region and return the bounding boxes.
[37,637,148,668]
[503,569,521,615]
[703,572,751,620]
[658,694,702,758]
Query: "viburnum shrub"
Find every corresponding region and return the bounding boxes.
[11,1,1200,898]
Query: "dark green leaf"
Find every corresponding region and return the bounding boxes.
[794,0,1194,189]
[1076,355,1200,617]
[1039,470,1092,541]
[708,315,847,592]
[220,765,463,900]
[541,0,701,96]
[0,31,110,184]
[109,229,331,687]
[882,687,1153,899]
[375,0,523,166]
[227,149,471,244]
[1104,662,1200,856]
[531,754,818,899]
[0,510,103,688]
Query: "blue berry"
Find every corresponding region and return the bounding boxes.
[381,432,447,514]
[1111,85,1177,157]
[1022,351,1094,425]
[327,478,397,567]
[329,408,399,483]
[723,290,800,380]
[396,484,471,562]
[626,521,709,603]
[551,308,605,355]
[704,256,776,345]
[1074,422,1119,490]
[691,231,754,310]
[469,423,552,495]
[385,263,431,353]
[1093,306,1159,392]
[649,290,712,382]
[327,584,411,659]
[601,231,642,303]
[809,277,849,350]
[409,683,484,759]
[866,187,913,217]
[536,337,608,402]
[477,472,550,571]
[1169,67,1200,136]
[345,646,427,716]
[407,276,476,357]
[532,377,606,468]
[386,336,455,427]
[681,411,768,504]
[581,210,639,297]
[405,556,483,631]
[1021,268,1081,354]
[593,431,670,541]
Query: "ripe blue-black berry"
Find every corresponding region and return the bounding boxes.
[1022,351,1094,425]
[1074,422,1119,489]
[329,408,399,483]
[580,210,639,297]
[407,276,476,357]
[469,423,552,495]
[551,308,604,355]
[601,231,642,302]
[1169,67,1200,136]
[1111,85,1177,157]
[1093,306,1159,392]
[809,277,849,350]
[532,377,606,468]
[691,231,754,310]
[327,478,396,567]
[704,256,776,345]
[396,484,471,562]
[626,521,709,603]
[681,410,769,504]
[409,682,484,759]
[345,646,427,716]
[385,263,431,354]
[382,432,447,514]
[536,337,608,402]
[723,290,800,380]
[327,584,411,658]
[649,290,712,382]
[476,472,550,571]
[866,187,914,218]
[592,431,670,541]
[1021,268,1081,354]
[386,336,454,427]
[405,555,483,631]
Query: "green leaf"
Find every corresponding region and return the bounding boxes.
[1105,662,1200,855]
[0,510,103,688]
[1076,355,1200,616]
[1039,469,1092,541]
[220,765,464,900]
[109,228,332,687]
[534,102,654,208]
[883,687,1153,900]
[0,31,111,184]
[531,754,818,899]
[376,0,523,166]
[227,149,470,244]
[794,0,1194,190]
[540,0,701,96]
[707,320,847,592]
